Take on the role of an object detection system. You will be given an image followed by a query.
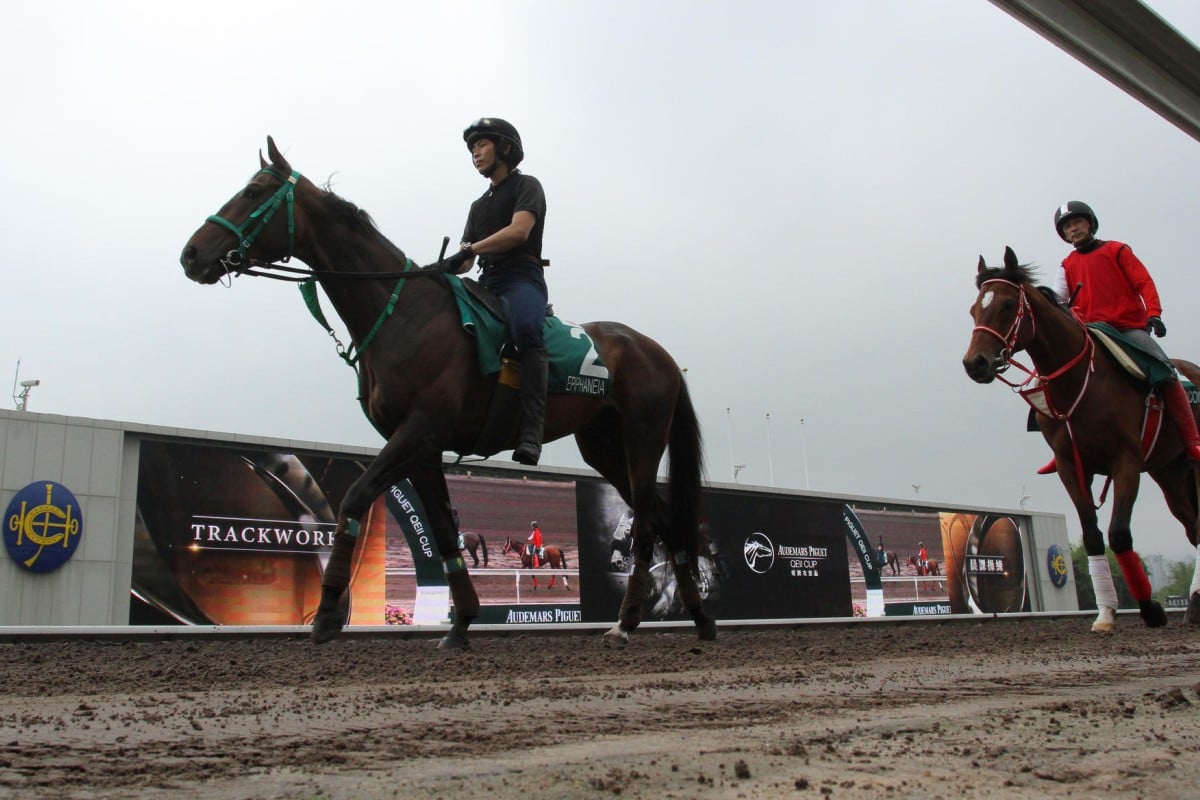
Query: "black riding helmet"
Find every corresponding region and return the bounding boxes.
[1054,200,1099,242]
[463,117,524,168]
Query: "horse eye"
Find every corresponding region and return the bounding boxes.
[243,187,260,200]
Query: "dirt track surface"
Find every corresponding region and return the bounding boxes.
[2,616,1199,800]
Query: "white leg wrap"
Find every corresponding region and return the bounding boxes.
[1089,555,1119,610]
[1190,545,1200,597]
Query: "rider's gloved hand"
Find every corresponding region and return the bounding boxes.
[423,247,472,273]
[1147,316,1167,337]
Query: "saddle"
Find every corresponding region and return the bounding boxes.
[459,277,553,327]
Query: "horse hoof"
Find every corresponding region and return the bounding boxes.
[438,631,470,651]
[602,625,629,648]
[310,612,345,644]
[1091,606,1116,633]
[1139,600,1168,628]
[695,618,718,641]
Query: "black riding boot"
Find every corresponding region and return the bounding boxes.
[513,349,548,466]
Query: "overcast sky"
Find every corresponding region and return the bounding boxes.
[5,1,1200,562]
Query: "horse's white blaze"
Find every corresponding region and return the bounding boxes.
[980,289,994,309]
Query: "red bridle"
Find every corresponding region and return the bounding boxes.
[973,278,1109,506]
[972,278,1093,408]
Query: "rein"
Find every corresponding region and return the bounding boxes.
[974,279,1107,506]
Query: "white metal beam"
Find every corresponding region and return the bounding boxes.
[991,0,1200,142]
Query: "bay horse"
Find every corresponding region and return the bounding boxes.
[907,555,940,577]
[879,550,900,576]
[501,536,569,590]
[179,137,714,649]
[460,531,488,568]
[963,247,1200,631]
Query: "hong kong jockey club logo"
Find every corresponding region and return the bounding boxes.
[743,532,774,574]
[1046,544,1069,588]
[4,481,83,573]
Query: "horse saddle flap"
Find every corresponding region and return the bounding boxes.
[460,277,509,323]
[460,277,553,325]
[1089,326,1146,381]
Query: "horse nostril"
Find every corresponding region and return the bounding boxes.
[180,245,196,267]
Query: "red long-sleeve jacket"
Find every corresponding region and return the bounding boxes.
[1055,240,1162,330]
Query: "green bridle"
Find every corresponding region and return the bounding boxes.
[203,166,414,372]
[206,167,300,270]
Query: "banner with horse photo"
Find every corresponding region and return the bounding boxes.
[843,506,1032,617]
[441,471,581,625]
[576,482,852,622]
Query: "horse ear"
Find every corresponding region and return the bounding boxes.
[264,135,290,172]
[977,255,987,276]
[1003,245,1018,269]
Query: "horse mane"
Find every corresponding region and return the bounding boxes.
[975,260,1039,290]
[976,259,1073,314]
[318,188,412,265]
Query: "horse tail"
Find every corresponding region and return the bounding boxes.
[479,534,488,566]
[668,378,705,559]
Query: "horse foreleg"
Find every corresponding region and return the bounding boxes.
[312,516,360,643]
[1182,543,1200,626]
[1108,472,1167,628]
[1065,471,1118,633]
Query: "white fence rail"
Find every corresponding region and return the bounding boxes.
[385,567,579,603]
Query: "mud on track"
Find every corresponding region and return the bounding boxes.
[2,616,1199,799]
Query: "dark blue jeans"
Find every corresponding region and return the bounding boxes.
[481,264,548,351]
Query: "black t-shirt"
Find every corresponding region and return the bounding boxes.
[461,171,546,269]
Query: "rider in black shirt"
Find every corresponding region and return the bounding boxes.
[448,118,549,466]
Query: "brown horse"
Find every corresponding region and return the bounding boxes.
[460,531,488,568]
[907,555,940,577]
[963,247,1200,630]
[879,550,900,576]
[501,536,569,590]
[179,138,714,649]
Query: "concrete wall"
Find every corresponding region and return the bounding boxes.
[1024,511,1077,613]
[0,410,133,625]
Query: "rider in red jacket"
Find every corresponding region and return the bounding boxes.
[527,521,544,568]
[1037,201,1200,475]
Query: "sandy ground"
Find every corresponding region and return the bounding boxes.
[2,614,1199,800]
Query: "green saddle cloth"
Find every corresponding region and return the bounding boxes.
[1088,322,1178,387]
[447,275,610,396]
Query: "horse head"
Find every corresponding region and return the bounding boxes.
[501,536,516,555]
[963,246,1036,384]
[180,136,305,284]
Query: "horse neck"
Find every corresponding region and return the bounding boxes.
[294,206,442,346]
[1023,284,1089,379]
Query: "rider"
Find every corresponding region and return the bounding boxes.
[917,541,928,573]
[445,117,550,466]
[876,536,886,567]
[1036,201,1200,475]
[527,521,544,568]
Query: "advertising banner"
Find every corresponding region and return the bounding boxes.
[132,440,384,626]
[131,439,1035,627]
[578,483,851,622]
[703,489,851,619]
